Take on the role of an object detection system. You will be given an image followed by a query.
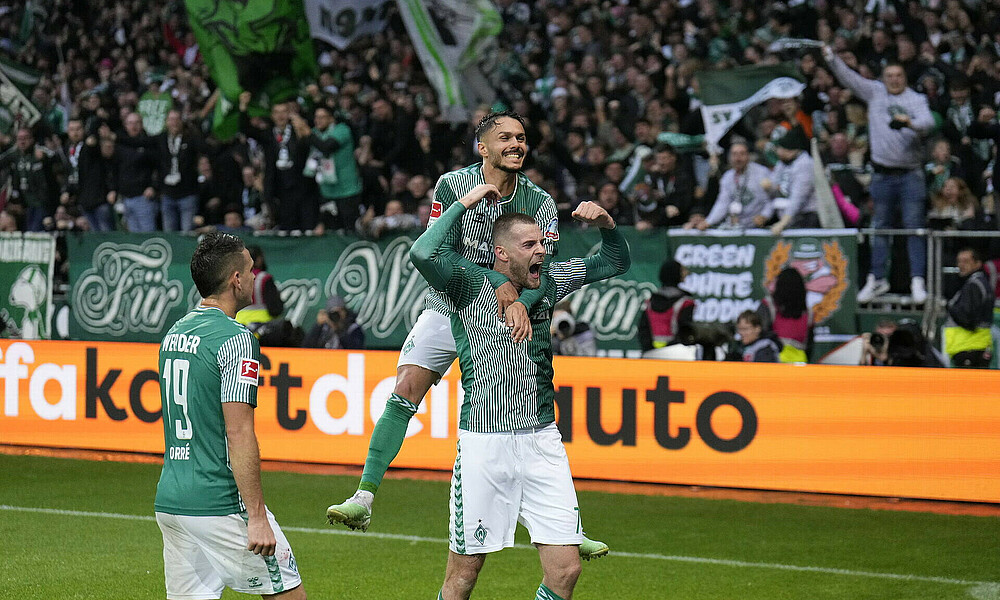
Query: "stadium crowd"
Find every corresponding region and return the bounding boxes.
[0,0,998,363]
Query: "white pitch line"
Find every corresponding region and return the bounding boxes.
[2,505,996,589]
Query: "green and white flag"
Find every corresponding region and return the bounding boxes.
[397,0,502,122]
[305,0,391,50]
[184,0,317,139]
[0,55,41,133]
[0,232,55,340]
[698,63,806,153]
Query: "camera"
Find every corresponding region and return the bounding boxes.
[870,332,886,350]
[552,312,575,339]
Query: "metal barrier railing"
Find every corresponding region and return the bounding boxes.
[855,228,1000,341]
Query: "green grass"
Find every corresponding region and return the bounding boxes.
[1,454,998,599]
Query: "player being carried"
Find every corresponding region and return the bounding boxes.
[325,110,608,558]
[412,190,630,600]
[155,232,305,600]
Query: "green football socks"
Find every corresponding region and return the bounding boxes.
[535,583,566,600]
[358,393,419,494]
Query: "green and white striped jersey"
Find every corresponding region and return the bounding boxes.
[411,203,630,433]
[154,306,261,516]
[424,164,559,315]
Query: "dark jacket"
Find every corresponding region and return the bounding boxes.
[113,134,157,197]
[303,312,365,350]
[76,138,112,211]
[947,269,995,330]
[240,113,313,202]
[118,130,208,197]
[968,120,999,210]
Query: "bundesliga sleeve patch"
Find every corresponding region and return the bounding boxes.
[427,200,443,227]
[544,217,560,240]
[238,359,260,386]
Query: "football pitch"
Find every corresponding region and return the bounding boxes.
[1,453,998,600]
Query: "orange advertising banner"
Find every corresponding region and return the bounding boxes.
[1,340,998,503]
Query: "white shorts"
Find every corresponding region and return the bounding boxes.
[156,508,302,599]
[449,423,584,555]
[397,309,457,378]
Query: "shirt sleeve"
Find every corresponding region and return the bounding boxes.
[828,55,881,103]
[217,330,260,406]
[705,172,732,226]
[550,226,631,304]
[785,156,816,218]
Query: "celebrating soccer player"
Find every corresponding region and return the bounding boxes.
[410,189,630,600]
[326,110,608,559]
[155,233,305,600]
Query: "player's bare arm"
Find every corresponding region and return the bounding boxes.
[223,401,276,556]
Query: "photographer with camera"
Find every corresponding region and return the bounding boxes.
[550,302,596,357]
[860,319,897,366]
[303,295,365,350]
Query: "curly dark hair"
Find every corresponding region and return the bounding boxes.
[474,110,526,141]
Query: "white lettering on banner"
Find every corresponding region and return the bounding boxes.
[309,353,366,435]
[674,244,756,269]
[72,239,183,335]
[324,238,428,342]
[278,279,322,328]
[3,344,468,435]
[694,299,760,323]
[0,238,54,263]
[0,342,76,419]
[683,272,755,298]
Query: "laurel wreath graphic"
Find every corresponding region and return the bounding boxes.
[813,241,848,324]
[764,241,792,287]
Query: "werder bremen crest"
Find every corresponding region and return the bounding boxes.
[73,238,184,335]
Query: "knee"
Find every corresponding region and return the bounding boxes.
[546,559,582,590]
[393,368,434,403]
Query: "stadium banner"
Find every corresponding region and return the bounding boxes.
[2,339,998,504]
[0,55,42,132]
[305,0,392,50]
[65,230,667,353]
[0,232,55,340]
[667,229,857,336]
[397,0,502,122]
[698,63,806,153]
[184,0,317,138]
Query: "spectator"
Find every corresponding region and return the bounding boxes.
[887,320,945,368]
[236,165,264,230]
[734,310,781,363]
[357,199,422,240]
[118,109,206,231]
[924,138,964,198]
[111,112,159,232]
[0,128,61,232]
[216,210,252,235]
[860,319,898,366]
[635,143,695,228]
[928,177,982,230]
[0,209,17,232]
[239,92,318,232]
[593,181,636,227]
[195,155,226,227]
[638,259,696,353]
[824,45,935,304]
[303,295,365,350]
[944,248,995,368]
[758,268,811,364]
[969,107,999,209]
[300,105,362,232]
[235,245,285,331]
[75,130,117,232]
[689,141,772,230]
[550,302,597,357]
[763,127,819,235]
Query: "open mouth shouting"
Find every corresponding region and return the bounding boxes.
[528,260,542,281]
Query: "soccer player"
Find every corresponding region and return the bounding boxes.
[411,189,630,600]
[325,109,607,558]
[155,232,305,600]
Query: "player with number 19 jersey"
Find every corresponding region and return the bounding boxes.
[154,305,261,516]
